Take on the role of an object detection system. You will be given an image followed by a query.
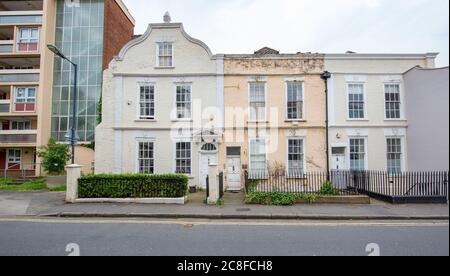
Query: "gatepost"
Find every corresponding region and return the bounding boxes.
[66,164,82,203]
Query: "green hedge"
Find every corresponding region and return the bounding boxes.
[78,174,189,199]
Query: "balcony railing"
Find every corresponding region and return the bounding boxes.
[0,69,40,83]
[0,11,43,25]
[0,130,37,144]
[0,100,10,113]
[0,41,14,53]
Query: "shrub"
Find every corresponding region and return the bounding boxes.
[78,174,189,199]
[246,192,319,206]
[319,181,340,196]
[37,138,71,175]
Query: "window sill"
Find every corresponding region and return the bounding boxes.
[154,66,175,69]
[346,119,369,122]
[172,119,193,122]
[135,119,157,122]
[285,119,307,123]
[384,119,407,122]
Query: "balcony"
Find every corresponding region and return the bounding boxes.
[0,130,37,144]
[0,99,10,112]
[0,11,43,25]
[0,69,40,83]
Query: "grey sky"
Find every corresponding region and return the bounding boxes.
[122,0,449,66]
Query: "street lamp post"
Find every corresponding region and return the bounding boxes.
[320,71,332,181]
[47,44,78,164]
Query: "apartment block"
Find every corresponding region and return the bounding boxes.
[0,0,134,177]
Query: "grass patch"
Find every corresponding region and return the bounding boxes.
[246,191,320,206]
[48,185,66,192]
[0,180,48,191]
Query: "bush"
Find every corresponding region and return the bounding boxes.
[319,181,340,196]
[78,174,189,199]
[246,192,319,206]
[37,138,71,175]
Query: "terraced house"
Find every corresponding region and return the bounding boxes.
[325,53,438,172]
[95,14,224,189]
[219,49,327,190]
[0,0,134,177]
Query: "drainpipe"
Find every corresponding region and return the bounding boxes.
[320,71,332,181]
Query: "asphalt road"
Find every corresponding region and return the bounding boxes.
[0,219,448,256]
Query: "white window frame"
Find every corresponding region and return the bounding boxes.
[248,138,268,176]
[17,27,39,52]
[174,141,192,176]
[386,137,405,174]
[384,83,403,120]
[348,137,368,171]
[14,87,36,112]
[7,149,21,168]
[248,82,267,122]
[174,84,192,120]
[347,82,367,120]
[138,83,156,120]
[285,81,305,121]
[156,42,174,68]
[11,120,32,130]
[286,137,306,177]
[137,140,155,174]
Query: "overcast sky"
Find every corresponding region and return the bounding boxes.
[122,0,449,66]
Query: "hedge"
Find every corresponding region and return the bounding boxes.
[78,174,189,199]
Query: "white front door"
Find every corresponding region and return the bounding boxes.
[227,157,241,190]
[332,154,346,170]
[199,153,217,189]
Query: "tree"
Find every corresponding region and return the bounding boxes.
[37,138,71,175]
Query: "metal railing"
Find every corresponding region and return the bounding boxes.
[3,163,41,179]
[244,170,449,203]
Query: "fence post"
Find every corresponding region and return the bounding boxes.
[66,164,82,203]
[207,163,219,205]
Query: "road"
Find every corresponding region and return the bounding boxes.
[0,218,448,256]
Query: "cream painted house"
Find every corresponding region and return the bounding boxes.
[95,16,224,188]
[219,49,327,190]
[325,53,438,172]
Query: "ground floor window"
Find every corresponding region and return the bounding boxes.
[7,149,21,168]
[138,142,154,174]
[350,138,366,171]
[175,142,191,175]
[387,138,402,173]
[249,139,267,174]
[288,139,304,176]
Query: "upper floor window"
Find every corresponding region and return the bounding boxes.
[139,85,155,120]
[14,87,36,112]
[348,83,366,119]
[286,82,304,120]
[176,85,191,119]
[249,82,266,122]
[11,120,32,130]
[17,28,39,52]
[157,42,173,67]
[385,84,401,119]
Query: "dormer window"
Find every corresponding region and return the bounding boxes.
[157,42,173,67]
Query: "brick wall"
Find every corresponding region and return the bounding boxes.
[103,0,134,70]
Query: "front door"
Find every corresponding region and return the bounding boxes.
[227,157,241,190]
[199,153,217,189]
[331,147,347,170]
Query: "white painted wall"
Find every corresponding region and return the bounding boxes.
[95,22,222,187]
[325,54,436,171]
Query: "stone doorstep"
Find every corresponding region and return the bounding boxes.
[73,196,188,205]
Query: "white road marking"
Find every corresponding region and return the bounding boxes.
[0,217,448,227]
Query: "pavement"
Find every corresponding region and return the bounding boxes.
[0,190,448,220]
[0,218,448,256]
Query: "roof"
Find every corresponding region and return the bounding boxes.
[254,47,280,55]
